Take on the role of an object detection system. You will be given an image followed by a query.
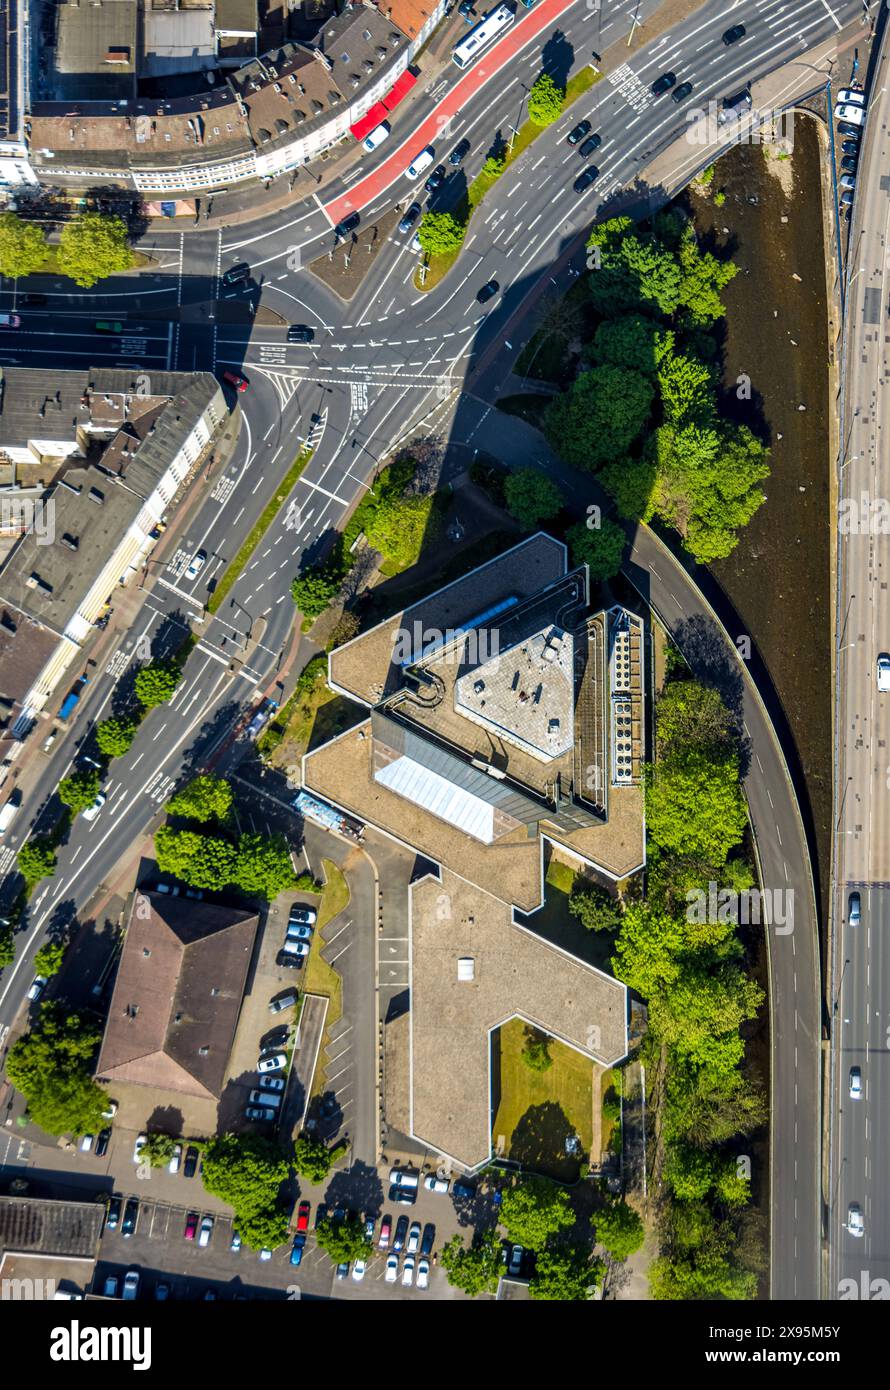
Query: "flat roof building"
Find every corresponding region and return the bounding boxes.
[53,0,138,102]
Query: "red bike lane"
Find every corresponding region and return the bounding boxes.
[324,0,583,225]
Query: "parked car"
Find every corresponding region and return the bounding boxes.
[27,976,48,1002]
[837,88,866,107]
[222,370,248,393]
[840,190,855,207]
[722,23,746,44]
[286,921,313,941]
[290,1233,306,1266]
[567,119,591,145]
[289,903,317,924]
[198,1215,214,1248]
[420,1223,436,1257]
[393,1214,409,1252]
[81,792,106,822]
[650,71,676,96]
[222,263,250,286]
[841,155,858,173]
[105,1197,122,1231]
[184,1145,200,1178]
[476,279,499,305]
[336,1261,349,1279]
[364,1216,375,1242]
[508,1244,524,1276]
[133,1134,147,1164]
[231,1231,242,1252]
[848,891,861,927]
[95,1129,111,1157]
[579,133,602,157]
[574,166,599,193]
[417,1257,430,1290]
[185,550,207,581]
[389,1169,419,1204]
[840,173,857,190]
[398,202,422,234]
[385,1252,399,1282]
[296,1200,311,1232]
[847,1202,864,1237]
[849,1065,862,1099]
[835,104,866,126]
[249,1088,282,1107]
[185,1211,199,1240]
[458,0,474,17]
[122,1271,140,1301]
[877,654,890,691]
[277,951,304,969]
[155,1283,169,1301]
[246,1106,277,1121]
[362,121,390,152]
[270,992,298,1014]
[842,137,861,154]
[378,1213,392,1248]
[258,1248,272,1261]
[41,729,58,754]
[838,120,865,137]
[280,940,309,960]
[424,1174,449,1194]
[287,325,314,343]
[352,1257,367,1281]
[450,138,471,166]
[103,1275,119,1298]
[402,1256,415,1287]
[671,81,694,103]
[168,1143,182,1174]
[406,1221,422,1254]
[258,1052,287,1072]
[259,1075,286,1092]
[453,1178,476,1200]
[122,1198,139,1238]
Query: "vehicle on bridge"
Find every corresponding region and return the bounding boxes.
[0,313,21,328]
[94,320,123,333]
[452,3,514,70]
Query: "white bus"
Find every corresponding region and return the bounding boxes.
[452,3,515,68]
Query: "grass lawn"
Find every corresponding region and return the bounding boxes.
[261,659,362,768]
[518,863,615,976]
[303,858,350,1098]
[492,1017,593,1183]
[545,858,576,895]
[514,329,570,383]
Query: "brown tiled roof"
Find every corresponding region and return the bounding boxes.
[96,892,258,1101]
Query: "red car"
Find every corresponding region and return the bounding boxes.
[223,370,248,393]
[184,1211,199,1240]
[296,1200,311,1232]
[378,1213,392,1249]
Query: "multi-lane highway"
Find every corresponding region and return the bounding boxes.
[0,0,869,1299]
[830,17,890,1303]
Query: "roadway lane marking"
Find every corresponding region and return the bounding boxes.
[154,575,206,610]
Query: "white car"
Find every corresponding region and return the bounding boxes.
[385,1253,399,1283]
[416,1257,430,1290]
[185,549,207,581]
[259,1075,285,1092]
[168,1143,182,1174]
[133,1133,147,1164]
[280,939,309,957]
[401,1255,415,1287]
[363,121,390,151]
[404,146,434,180]
[424,1175,450,1194]
[81,792,106,823]
[259,1247,272,1261]
[847,1203,864,1237]
[849,1066,862,1100]
[231,1232,242,1253]
[27,975,48,1002]
[258,1052,287,1073]
[352,1258,367,1281]
[406,1221,421,1254]
[837,88,866,107]
[835,103,866,125]
[79,1134,94,1152]
[198,1215,214,1248]
[878,654,890,692]
[102,1100,118,1119]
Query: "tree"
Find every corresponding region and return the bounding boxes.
[364,491,440,570]
[231,832,295,899]
[315,1214,372,1266]
[166,775,233,824]
[18,837,57,892]
[291,563,343,622]
[56,213,132,288]
[645,745,748,865]
[657,352,715,427]
[611,901,687,999]
[663,1062,767,1146]
[418,211,466,256]
[650,965,763,1074]
[529,1246,603,1300]
[480,152,506,180]
[528,72,565,126]
[499,1178,574,1251]
[503,468,563,530]
[142,1133,176,1168]
[569,883,621,933]
[6,1003,107,1137]
[676,223,739,327]
[134,660,182,709]
[293,1132,341,1185]
[441,1229,502,1296]
[154,827,237,891]
[521,1027,552,1072]
[600,456,658,524]
[651,423,769,564]
[588,316,671,379]
[0,921,13,971]
[34,940,66,978]
[545,365,654,471]
[595,1201,645,1260]
[95,715,140,758]
[0,212,49,279]
[58,768,101,815]
[655,681,738,762]
[566,518,626,583]
[201,1133,291,1252]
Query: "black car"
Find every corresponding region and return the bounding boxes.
[842,138,860,155]
[95,1127,111,1157]
[453,1178,476,1199]
[393,1215,409,1252]
[277,950,304,969]
[476,279,499,304]
[420,1222,436,1257]
[22,293,47,306]
[671,81,694,104]
[334,211,360,239]
[424,164,447,193]
[183,1144,200,1178]
[458,0,475,18]
[398,201,422,233]
[287,324,314,343]
[122,1197,139,1238]
[449,138,471,166]
[722,23,746,44]
[222,262,250,287]
[579,133,602,157]
[574,166,599,193]
[105,1196,122,1231]
[567,119,592,145]
[651,71,676,96]
[838,121,864,139]
[841,154,858,173]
